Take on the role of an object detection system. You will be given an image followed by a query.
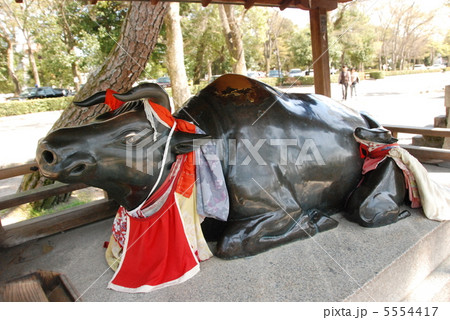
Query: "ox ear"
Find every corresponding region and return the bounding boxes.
[171,132,211,154]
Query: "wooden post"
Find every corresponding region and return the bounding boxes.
[309,7,331,97]
[443,85,450,149]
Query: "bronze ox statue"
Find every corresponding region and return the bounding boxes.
[36,74,409,259]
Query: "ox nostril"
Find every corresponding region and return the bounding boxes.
[71,164,86,175]
[42,150,56,165]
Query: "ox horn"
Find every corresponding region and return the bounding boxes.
[113,83,171,111]
[73,91,107,107]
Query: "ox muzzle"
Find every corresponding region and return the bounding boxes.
[36,137,96,182]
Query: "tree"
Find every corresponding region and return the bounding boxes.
[32,0,127,89]
[262,10,295,74]
[288,27,312,70]
[164,2,191,110]
[241,7,270,72]
[0,23,21,95]
[371,0,436,70]
[330,3,374,70]
[1,0,41,87]
[21,1,169,209]
[218,4,247,75]
[182,4,230,82]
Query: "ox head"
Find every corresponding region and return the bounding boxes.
[36,83,207,210]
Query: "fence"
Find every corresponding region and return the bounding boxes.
[383,125,450,162]
[0,161,118,248]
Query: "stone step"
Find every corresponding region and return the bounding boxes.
[345,217,450,302]
[402,255,450,302]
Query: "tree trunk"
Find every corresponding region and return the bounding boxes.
[264,39,272,75]
[192,19,208,85]
[4,36,21,96]
[71,61,82,92]
[218,4,247,75]
[164,2,191,110]
[26,36,40,87]
[20,1,169,210]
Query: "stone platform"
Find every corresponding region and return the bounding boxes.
[1,198,448,302]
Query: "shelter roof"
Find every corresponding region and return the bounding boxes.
[84,0,352,11]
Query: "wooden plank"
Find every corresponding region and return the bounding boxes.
[0,199,118,248]
[0,161,38,180]
[0,182,87,211]
[400,144,450,162]
[383,125,450,138]
[309,7,331,97]
[0,278,49,302]
[0,270,82,302]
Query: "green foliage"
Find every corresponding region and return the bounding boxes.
[281,76,314,86]
[368,71,385,79]
[329,5,375,68]
[243,7,271,71]
[1,0,449,93]
[384,68,446,76]
[31,0,127,88]
[288,27,312,70]
[28,199,87,219]
[0,97,72,117]
[181,4,231,81]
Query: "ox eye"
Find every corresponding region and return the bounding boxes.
[122,132,138,145]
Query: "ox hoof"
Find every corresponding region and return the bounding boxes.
[398,210,411,220]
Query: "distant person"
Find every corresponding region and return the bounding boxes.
[350,68,359,98]
[338,65,350,100]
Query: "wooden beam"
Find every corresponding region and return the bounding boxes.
[279,0,293,11]
[383,125,450,138]
[201,0,213,6]
[400,144,450,162]
[0,182,87,211]
[309,7,331,97]
[294,0,311,10]
[0,161,38,180]
[244,0,256,9]
[0,199,118,248]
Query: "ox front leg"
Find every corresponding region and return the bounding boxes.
[215,209,338,259]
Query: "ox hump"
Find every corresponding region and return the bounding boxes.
[207,74,274,104]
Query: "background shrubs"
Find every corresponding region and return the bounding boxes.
[0,97,72,117]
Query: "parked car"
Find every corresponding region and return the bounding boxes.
[413,64,427,70]
[268,70,283,78]
[288,69,303,77]
[7,87,67,101]
[429,64,446,70]
[247,71,265,78]
[156,76,171,88]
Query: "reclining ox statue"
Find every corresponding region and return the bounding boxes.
[36,74,410,260]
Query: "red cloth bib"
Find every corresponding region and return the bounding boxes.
[108,156,200,292]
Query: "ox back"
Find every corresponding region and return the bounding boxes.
[176,74,367,221]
